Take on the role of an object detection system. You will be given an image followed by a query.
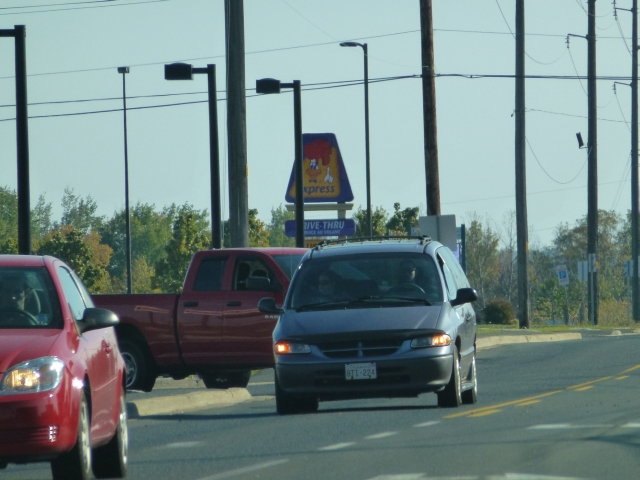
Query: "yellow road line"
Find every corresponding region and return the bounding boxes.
[621,364,640,374]
[567,376,612,390]
[443,390,562,419]
[574,386,593,392]
[443,363,639,420]
[468,409,501,417]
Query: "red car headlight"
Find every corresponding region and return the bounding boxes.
[0,356,65,395]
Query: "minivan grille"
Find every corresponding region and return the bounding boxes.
[317,338,403,358]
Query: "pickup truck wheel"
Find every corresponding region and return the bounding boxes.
[119,339,156,392]
[51,392,91,480]
[92,390,128,478]
[200,370,250,389]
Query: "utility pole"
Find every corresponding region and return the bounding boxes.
[515,0,529,328]
[587,0,599,325]
[632,0,639,322]
[225,0,249,247]
[419,0,441,216]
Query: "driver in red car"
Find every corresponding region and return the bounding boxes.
[0,272,39,317]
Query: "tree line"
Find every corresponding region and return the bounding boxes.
[0,186,633,325]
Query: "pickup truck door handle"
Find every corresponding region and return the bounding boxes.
[183,301,198,307]
[226,301,241,307]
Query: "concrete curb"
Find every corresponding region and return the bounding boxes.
[127,387,252,418]
[477,332,582,350]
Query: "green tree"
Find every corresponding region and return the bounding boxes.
[58,187,102,233]
[0,187,53,253]
[465,217,499,309]
[268,204,295,247]
[31,194,53,244]
[98,203,175,288]
[353,205,389,237]
[386,203,419,236]
[153,206,210,293]
[37,227,111,292]
[0,186,18,248]
[249,209,270,247]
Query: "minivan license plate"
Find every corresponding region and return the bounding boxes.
[345,362,377,380]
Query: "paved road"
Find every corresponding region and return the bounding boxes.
[5,328,639,480]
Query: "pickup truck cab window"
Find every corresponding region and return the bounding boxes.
[194,257,227,292]
[272,254,304,280]
[233,257,281,291]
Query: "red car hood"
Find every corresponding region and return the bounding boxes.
[0,330,62,373]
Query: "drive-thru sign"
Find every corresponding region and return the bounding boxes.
[285,133,354,203]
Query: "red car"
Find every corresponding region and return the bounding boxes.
[0,255,128,480]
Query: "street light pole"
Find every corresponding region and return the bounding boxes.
[255,78,305,247]
[164,63,222,249]
[340,42,372,236]
[1,25,30,254]
[117,67,132,294]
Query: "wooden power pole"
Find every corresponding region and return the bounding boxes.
[632,0,639,322]
[225,0,249,247]
[515,0,529,328]
[587,0,598,325]
[420,0,441,216]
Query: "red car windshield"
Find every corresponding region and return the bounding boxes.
[0,267,63,329]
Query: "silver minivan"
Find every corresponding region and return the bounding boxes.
[258,237,478,415]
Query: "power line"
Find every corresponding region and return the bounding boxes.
[0,0,167,16]
[0,0,116,10]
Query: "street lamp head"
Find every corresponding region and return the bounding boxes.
[165,63,193,80]
[576,132,585,149]
[117,67,130,74]
[340,41,361,48]
[256,78,282,94]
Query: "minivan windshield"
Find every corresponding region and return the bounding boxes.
[288,253,443,310]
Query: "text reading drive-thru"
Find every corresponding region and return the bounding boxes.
[259,237,478,415]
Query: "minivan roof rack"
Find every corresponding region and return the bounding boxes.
[312,235,433,250]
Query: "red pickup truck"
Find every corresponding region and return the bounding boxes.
[93,248,306,392]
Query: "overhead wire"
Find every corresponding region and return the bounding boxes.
[494,0,568,66]
[525,136,588,185]
[0,0,166,16]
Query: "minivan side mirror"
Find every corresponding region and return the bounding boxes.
[258,297,284,315]
[450,288,478,307]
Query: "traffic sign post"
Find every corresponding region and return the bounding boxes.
[556,265,569,324]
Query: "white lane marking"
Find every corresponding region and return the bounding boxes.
[413,421,440,428]
[528,424,612,430]
[248,382,274,386]
[162,441,204,448]
[318,442,356,451]
[501,474,587,479]
[622,422,640,428]
[196,459,289,480]
[365,431,399,440]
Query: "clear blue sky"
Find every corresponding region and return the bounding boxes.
[0,0,636,247]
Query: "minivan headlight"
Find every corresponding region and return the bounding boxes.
[0,356,65,395]
[274,341,311,355]
[410,334,451,349]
